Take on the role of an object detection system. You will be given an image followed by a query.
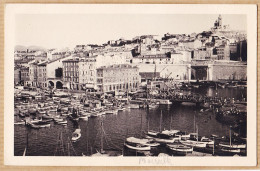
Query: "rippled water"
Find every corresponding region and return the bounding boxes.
[14,87,246,156]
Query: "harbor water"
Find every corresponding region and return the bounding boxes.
[14,87,247,156]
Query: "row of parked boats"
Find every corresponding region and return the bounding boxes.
[124,129,246,156]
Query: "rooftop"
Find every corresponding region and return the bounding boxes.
[97,64,138,70]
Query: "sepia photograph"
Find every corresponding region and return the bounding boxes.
[4,4,257,166]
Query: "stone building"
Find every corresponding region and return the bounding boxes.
[37,62,47,88]
[20,67,30,86]
[28,62,38,87]
[216,44,230,60]
[96,64,140,92]
[78,57,97,90]
[14,67,20,85]
[62,58,79,90]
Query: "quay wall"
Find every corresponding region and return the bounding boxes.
[137,64,191,80]
[209,64,247,81]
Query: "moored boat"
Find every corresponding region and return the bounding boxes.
[166,143,193,156]
[72,128,81,142]
[126,137,160,148]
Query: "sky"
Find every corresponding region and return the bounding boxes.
[15,14,247,49]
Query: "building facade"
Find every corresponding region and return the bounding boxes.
[78,57,97,90]
[29,62,38,87]
[96,64,140,92]
[62,59,79,90]
[20,67,30,86]
[216,45,230,60]
[37,62,47,88]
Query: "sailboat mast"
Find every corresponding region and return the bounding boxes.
[229,126,232,146]
[194,114,196,133]
[159,110,162,132]
[140,112,142,138]
[101,121,103,152]
[196,124,198,142]
[170,114,172,130]
[147,119,149,132]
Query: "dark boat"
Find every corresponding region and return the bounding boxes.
[166,143,193,156]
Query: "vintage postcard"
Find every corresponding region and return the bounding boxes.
[4,4,257,166]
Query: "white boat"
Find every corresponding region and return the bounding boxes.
[30,118,42,124]
[179,139,208,148]
[72,128,81,142]
[148,103,158,109]
[57,120,68,125]
[166,144,193,155]
[124,142,151,151]
[128,104,139,109]
[14,121,25,125]
[38,123,51,128]
[180,133,213,148]
[54,118,64,122]
[126,137,160,147]
[221,147,241,153]
[105,110,117,114]
[38,110,46,114]
[146,130,159,138]
[157,99,172,105]
[153,135,180,144]
[219,143,246,149]
[79,115,89,120]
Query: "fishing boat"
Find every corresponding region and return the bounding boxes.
[28,108,37,114]
[192,85,200,88]
[57,120,68,125]
[90,112,98,117]
[125,137,160,148]
[30,118,42,124]
[146,130,160,138]
[124,142,151,151]
[42,114,54,120]
[166,143,193,156]
[14,120,25,125]
[219,143,246,149]
[38,110,47,115]
[105,109,117,115]
[220,147,241,154]
[157,99,172,105]
[152,131,181,144]
[180,132,214,148]
[117,106,126,111]
[79,115,89,120]
[72,128,81,142]
[128,103,140,109]
[29,122,51,128]
[38,123,51,128]
[148,103,158,109]
[54,117,64,123]
[219,126,246,155]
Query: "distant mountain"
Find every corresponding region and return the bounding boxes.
[15,45,47,52]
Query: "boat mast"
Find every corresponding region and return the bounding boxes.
[229,126,232,147]
[194,114,196,133]
[140,112,142,138]
[196,124,198,142]
[170,114,172,130]
[23,123,29,156]
[101,121,104,153]
[159,110,162,132]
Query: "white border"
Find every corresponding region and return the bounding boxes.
[4,4,257,166]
